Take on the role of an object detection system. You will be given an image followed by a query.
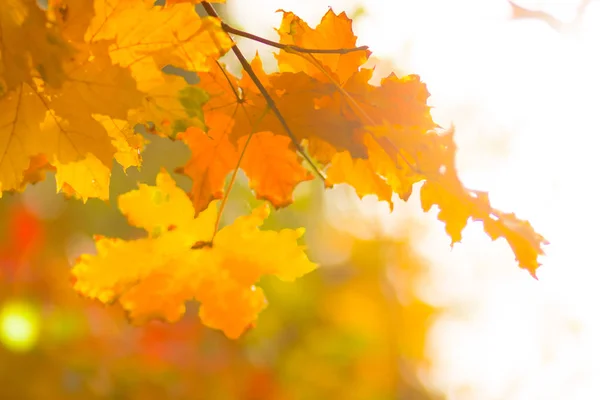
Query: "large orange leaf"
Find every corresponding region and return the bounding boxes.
[196,57,366,161]
[239,131,313,207]
[72,170,317,338]
[178,114,313,214]
[177,114,239,213]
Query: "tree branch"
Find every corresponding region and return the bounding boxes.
[221,22,369,55]
[201,1,327,182]
[507,0,592,32]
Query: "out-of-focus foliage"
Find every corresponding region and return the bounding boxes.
[0,169,441,399]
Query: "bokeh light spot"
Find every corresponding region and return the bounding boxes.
[0,300,41,352]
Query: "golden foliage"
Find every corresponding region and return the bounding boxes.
[0,0,547,334]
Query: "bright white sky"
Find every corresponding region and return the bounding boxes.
[230,1,600,398]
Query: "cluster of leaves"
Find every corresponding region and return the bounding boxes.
[0,0,547,337]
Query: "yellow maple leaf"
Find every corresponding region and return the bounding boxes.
[134,73,211,138]
[94,115,145,172]
[54,155,111,201]
[326,150,393,206]
[483,211,549,278]
[86,0,231,73]
[0,40,144,199]
[0,0,73,91]
[72,170,317,338]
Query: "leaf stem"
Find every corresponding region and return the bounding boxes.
[211,132,254,243]
[201,2,327,183]
[221,22,369,55]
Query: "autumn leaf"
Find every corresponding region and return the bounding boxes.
[85,0,232,73]
[196,57,270,146]
[170,9,546,274]
[0,0,548,331]
[196,56,366,162]
[483,211,549,278]
[276,9,370,84]
[326,150,393,206]
[177,114,239,213]
[0,40,144,200]
[0,0,73,91]
[134,72,211,138]
[72,170,317,338]
[178,113,313,214]
[239,131,313,207]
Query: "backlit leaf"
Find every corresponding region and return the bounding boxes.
[72,170,317,338]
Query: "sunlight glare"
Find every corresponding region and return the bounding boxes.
[231,0,600,398]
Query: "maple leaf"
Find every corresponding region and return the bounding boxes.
[195,57,270,145]
[0,0,547,315]
[483,211,549,278]
[326,150,393,206]
[262,70,366,159]
[0,39,144,199]
[0,0,231,200]
[134,71,211,138]
[276,9,370,84]
[72,170,317,338]
[177,113,313,214]
[196,56,366,162]
[0,0,73,91]
[239,131,313,207]
[172,8,546,275]
[85,0,232,74]
[177,114,239,212]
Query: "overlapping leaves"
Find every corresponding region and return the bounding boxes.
[0,0,548,336]
[0,0,230,199]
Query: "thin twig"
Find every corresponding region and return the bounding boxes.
[211,131,254,243]
[201,2,327,182]
[221,22,369,55]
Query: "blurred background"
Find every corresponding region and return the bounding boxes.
[1,0,598,398]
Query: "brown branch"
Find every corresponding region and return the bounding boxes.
[221,22,369,55]
[507,0,592,32]
[201,2,327,182]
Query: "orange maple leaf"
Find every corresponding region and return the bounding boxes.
[239,131,314,207]
[276,9,371,84]
[177,113,313,213]
[177,114,239,212]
